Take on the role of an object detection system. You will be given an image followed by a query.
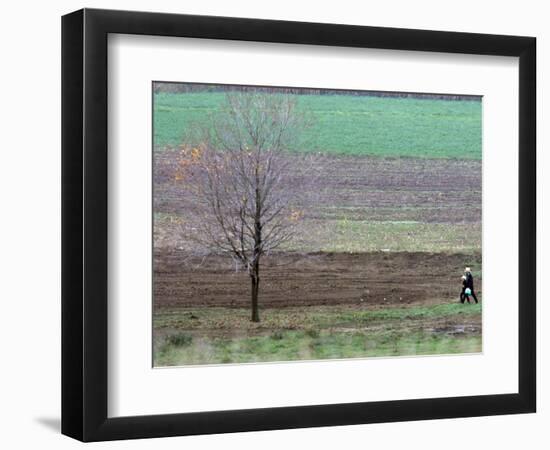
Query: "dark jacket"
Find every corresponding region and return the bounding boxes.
[466,273,474,290]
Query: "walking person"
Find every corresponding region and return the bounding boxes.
[460,275,471,303]
[464,267,479,304]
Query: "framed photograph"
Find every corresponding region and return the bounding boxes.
[62,8,536,442]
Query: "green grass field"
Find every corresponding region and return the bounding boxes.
[153,92,482,159]
[155,212,481,253]
[307,220,481,253]
[154,303,482,366]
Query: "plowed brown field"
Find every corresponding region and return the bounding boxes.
[154,250,481,310]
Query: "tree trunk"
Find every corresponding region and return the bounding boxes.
[250,179,262,322]
[250,271,260,322]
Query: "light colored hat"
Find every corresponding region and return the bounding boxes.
[465,267,471,273]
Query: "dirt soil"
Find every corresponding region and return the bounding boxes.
[154,250,481,310]
[155,153,482,223]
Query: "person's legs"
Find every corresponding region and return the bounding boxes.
[460,289,465,303]
[471,290,478,303]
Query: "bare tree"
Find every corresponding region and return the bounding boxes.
[175,92,318,322]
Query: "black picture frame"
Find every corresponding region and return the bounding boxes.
[62,8,536,442]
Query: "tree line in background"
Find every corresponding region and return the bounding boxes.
[153,82,481,102]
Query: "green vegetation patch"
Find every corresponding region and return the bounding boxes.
[153,303,482,366]
[296,220,482,253]
[154,92,481,159]
[155,329,481,366]
[154,303,481,332]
